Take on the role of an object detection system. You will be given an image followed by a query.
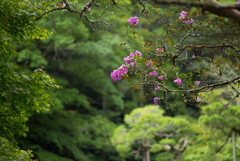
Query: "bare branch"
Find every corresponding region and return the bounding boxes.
[138,0,152,14]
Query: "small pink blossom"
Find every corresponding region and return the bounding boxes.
[164,43,167,47]
[129,51,142,59]
[154,97,159,106]
[130,62,135,68]
[174,77,182,85]
[195,81,200,86]
[189,62,192,68]
[196,97,201,102]
[130,53,135,58]
[183,18,194,24]
[124,56,131,64]
[157,48,163,53]
[149,71,158,77]
[158,75,164,80]
[127,16,139,26]
[135,50,142,58]
[62,2,66,7]
[86,2,90,10]
[146,60,154,68]
[155,86,160,90]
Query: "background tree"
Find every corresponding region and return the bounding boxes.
[112,105,192,161]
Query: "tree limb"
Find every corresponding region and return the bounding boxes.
[151,0,240,23]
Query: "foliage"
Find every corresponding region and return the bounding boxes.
[0,0,60,160]
[112,105,192,160]
[24,110,120,161]
[0,137,33,161]
[183,89,240,161]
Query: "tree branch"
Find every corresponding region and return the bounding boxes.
[144,76,240,93]
[152,0,240,23]
[215,133,231,153]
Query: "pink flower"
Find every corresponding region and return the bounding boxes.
[155,86,160,90]
[129,51,142,59]
[183,18,194,24]
[154,97,159,106]
[158,75,164,80]
[189,62,192,68]
[130,62,135,68]
[164,43,167,47]
[127,16,139,26]
[196,14,199,18]
[196,97,201,102]
[62,2,66,7]
[146,62,151,67]
[130,53,135,58]
[174,77,182,85]
[124,56,131,64]
[195,81,200,86]
[111,64,128,82]
[149,71,158,77]
[179,11,187,19]
[135,50,142,58]
[157,48,163,53]
[86,2,90,10]
[146,60,154,68]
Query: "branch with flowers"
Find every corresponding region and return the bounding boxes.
[111,6,240,107]
[31,0,240,107]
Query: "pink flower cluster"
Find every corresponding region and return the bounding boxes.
[127,16,139,26]
[111,64,128,82]
[179,11,194,24]
[124,50,142,68]
[179,11,187,19]
[111,51,142,81]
